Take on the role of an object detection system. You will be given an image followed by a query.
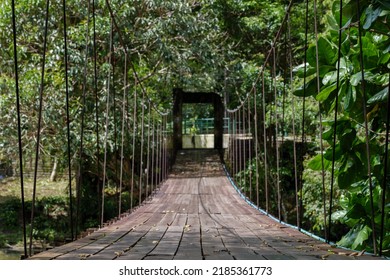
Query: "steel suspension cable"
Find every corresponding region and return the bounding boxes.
[281,28,288,149]
[314,0,328,241]
[163,115,168,181]
[139,89,146,205]
[380,76,390,256]
[234,111,238,177]
[225,0,295,114]
[119,51,128,216]
[156,120,161,185]
[356,0,377,254]
[29,0,50,256]
[101,19,114,226]
[228,112,232,173]
[248,100,252,201]
[243,108,246,186]
[11,0,28,259]
[62,0,74,241]
[76,0,91,237]
[131,76,137,210]
[104,0,170,118]
[328,0,344,242]
[262,72,269,213]
[112,47,119,216]
[273,45,282,221]
[151,118,156,193]
[146,102,151,199]
[230,112,234,175]
[287,13,300,229]
[282,23,289,222]
[229,112,233,174]
[105,0,172,194]
[238,108,242,180]
[92,0,102,225]
[298,0,310,228]
[254,86,260,207]
[159,120,163,183]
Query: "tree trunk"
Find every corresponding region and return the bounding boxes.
[50,157,58,182]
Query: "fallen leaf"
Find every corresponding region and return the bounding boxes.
[321,254,330,260]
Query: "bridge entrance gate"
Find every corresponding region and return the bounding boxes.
[172,88,224,153]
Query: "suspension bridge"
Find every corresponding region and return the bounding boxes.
[6,0,389,260]
[29,150,377,260]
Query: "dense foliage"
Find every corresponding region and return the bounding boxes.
[295,1,390,254]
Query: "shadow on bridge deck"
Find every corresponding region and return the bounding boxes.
[30,149,380,260]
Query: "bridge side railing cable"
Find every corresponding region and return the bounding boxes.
[12,0,388,258]
[92,0,102,226]
[313,0,328,241]
[11,0,174,256]
[328,0,343,246]
[224,0,388,257]
[224,0,334,244]
[356,0,377,255]
[100,18,114,227]
[286,13,299,229]
[11,0,28,259]
[76,0,92,237]
[62,0,74,241]
[29,0,50,257]
[88,0,173,228]
[381,75,390,256]
[102,0,173,220]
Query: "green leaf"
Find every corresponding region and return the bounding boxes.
[337,224,372,250]
[316,83,337,102]
[350,72,362,87]
[347,203,366,219]
[319,65,335,77]
[293,63,316,78]
[307,153,331,171]
[340,129,356,151]
[322,127,334,141]
[367,87,389,105]
[293,77,318,97]
[352,225,372,249]
[326,14,339,31]
[322,71,338,86]
[350,71,377,87]
[379,53,390,65]
[343,84,356,112]
[324,144,343,161]
[338,170,352,189]
[332,1,356,29]
[307,37,337,66]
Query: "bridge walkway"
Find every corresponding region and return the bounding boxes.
[30,150,377,260]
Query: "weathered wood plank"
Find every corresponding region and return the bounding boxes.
[30,149,382,260]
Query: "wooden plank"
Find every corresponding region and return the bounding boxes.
[149,226,183,256]
[30,149,384,260]
[174,214,202,260]
[199,213,232,260]
[119,225,168,260]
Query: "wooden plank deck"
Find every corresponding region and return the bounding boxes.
[30,149,379,260]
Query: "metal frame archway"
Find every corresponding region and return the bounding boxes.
[173,88,224,154]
